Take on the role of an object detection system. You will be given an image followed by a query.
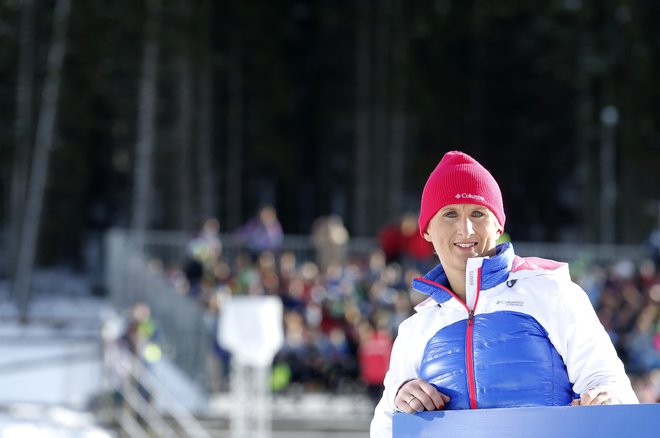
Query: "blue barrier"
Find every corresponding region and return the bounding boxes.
[393,404,659,437]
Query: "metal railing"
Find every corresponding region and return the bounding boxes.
[104,341,212,438]
[110,228,647,270]
[124,229,379,268]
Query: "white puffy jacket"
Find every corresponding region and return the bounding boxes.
[370,243,638,437]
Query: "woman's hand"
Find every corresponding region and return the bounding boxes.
[570,388,621,406]
[395,378,451,413]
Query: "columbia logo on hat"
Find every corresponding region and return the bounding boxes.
[455,193,486,201]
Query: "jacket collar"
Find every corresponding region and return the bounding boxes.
[412,242,515,305]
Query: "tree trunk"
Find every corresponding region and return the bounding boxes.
[468,0,486,153]
[14,0,71,322]
[176,53,194,232]
[574,4,597,242]
[226,50,244,230]
[598,10,622,244]
[131,0,161,239]
[353,0,372,237]
[8,0,36,284]
[196,0,215,222]
[387,0,407,220]
[372,0,391,229]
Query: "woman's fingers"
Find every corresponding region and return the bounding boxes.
[408,388,436,412]
[417,379,449,410]
[573,388,620,406]
[396,378,451,413]
[395,389,418,414]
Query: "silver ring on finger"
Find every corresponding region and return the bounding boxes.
[407,395,416,405]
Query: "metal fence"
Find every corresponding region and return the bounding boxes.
[105,230,213,393]
[109,229,647,270]
[126,230,379,268]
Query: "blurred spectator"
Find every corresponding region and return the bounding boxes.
[626,304,660,374]
[234,206,283,258]
[358,317,393,406]
[378,213,433,269]
[201,217,223,256]
[311,215,350,273]
[183,218,222,298]
[278,251,298,293]
[648,210,660,266]
[182,251,203,296]
[257,251,280,295]
[631,371,660,403]
[121,302,162,366]
[366,249,387,283]
[205,285,232,392]
[231,250,259,294]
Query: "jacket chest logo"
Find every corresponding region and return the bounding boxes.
[495,299,525,307]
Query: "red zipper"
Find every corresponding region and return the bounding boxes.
[466,309,478,409]
[466,267,482,409]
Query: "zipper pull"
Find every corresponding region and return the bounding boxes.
[467,309,474,325]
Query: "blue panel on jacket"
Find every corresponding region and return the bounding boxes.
[419,318,471,409]
[419,311,574,409]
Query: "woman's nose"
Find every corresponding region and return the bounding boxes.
[457,217,474,236]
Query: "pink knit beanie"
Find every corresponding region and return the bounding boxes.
[418,151,505,235]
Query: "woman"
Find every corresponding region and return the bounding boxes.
[370,151,638,437]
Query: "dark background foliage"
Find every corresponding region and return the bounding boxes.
[1,0,660,267]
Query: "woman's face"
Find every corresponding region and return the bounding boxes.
[423,203,502,273]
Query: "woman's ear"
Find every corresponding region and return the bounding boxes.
[423,231,432,242]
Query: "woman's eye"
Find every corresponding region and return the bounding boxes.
[472,211,485,217]
[444,211,457,218]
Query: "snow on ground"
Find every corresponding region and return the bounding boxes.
[0,404,114,438]
[0,269,108,408]
[0,268,114,436]
[0,340,102,407]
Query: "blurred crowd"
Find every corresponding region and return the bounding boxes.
[580,258,660,403]
[151,206,660,404]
